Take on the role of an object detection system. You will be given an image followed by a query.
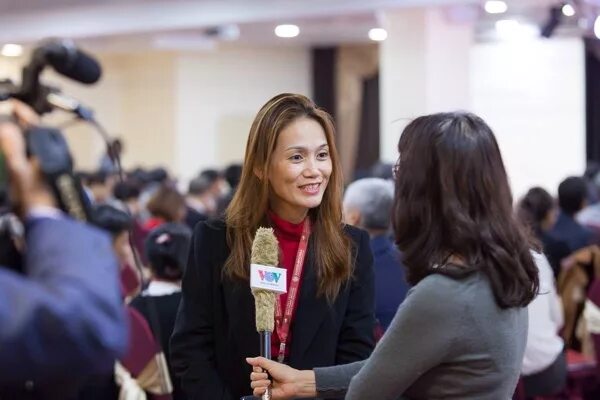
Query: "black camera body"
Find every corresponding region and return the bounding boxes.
[0,39,102,269]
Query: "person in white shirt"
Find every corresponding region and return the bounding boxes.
[521,251,566,397]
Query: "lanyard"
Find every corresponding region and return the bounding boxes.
[275,218,311,363]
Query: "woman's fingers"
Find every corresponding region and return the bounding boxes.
[250,371,269,381]
[250,379,271,389]
[253,386,267,396]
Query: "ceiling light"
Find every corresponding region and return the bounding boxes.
[275,24,299,38]
[368,28,388,42]
[485,1,508,14]
[562,3,575,17]
[594,15,600,39]
[1,44,22,57]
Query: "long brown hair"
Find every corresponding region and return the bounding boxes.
[225,93,351,302]
[393,112,539,308]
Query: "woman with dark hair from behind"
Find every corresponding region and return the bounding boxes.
[517,187,571,278]
[247,111,539,399]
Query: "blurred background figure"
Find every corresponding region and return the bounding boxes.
[216,163,243,216]
[0,101,127,399]
[517,187,570,278]
[145,185,188,230]
[131,223,192,400]
[551,176,594,253]
[84,170,117,205]
[91,204,142,301]
[521,252,567,398]
[343,177,408,332]
[186,169,226,219]
[99,138,124,175]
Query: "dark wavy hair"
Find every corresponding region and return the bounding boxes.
[517,187,555,233]
[392,112,539,308]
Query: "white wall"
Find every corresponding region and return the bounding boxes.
[470,37,585,199]
[0,46,311,179]
[379,8,472,163]
[1,34,585,199]
[175,46,311,183]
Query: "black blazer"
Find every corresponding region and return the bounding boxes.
[170,219,375,400]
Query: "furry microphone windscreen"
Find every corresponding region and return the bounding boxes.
[251,227,279,333]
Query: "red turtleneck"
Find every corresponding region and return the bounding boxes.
[268,210,307,360]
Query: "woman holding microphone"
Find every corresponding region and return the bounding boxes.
[170,93,375,400]
[248,112,540,400]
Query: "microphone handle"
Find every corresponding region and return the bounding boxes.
[259,331,272,400]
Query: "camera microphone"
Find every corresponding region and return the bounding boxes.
[15,39,101,115]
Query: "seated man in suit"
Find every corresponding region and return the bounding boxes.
[0,101,127,395]
[551,176,594,253]
[343,178,408,331]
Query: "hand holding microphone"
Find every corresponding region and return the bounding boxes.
[249,227,286,400]
[246,356,317,400]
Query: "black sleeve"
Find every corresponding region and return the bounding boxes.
[170,222,228,399]
[335,229,376,364]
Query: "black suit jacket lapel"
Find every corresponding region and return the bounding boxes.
[289,245,329,365]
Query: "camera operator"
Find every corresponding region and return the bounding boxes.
[0,100,127,397]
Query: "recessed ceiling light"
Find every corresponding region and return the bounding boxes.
[275,24,300,38]
[485,1,508,14]
[562,4,575,17]
[1,44,22,57]
[368,28,388,42]
[594,15,600,39]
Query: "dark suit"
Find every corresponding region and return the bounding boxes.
[371,235,409,331]
[550,212,593,253]
[0,216,127,398]
[170,219,375,400]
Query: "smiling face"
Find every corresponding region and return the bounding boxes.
[267,117,332,223]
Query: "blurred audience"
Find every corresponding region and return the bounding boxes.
[551,176,594,253]
[216,163,243,216]
[517,187,571,278]
[521,252,566,398]
[91,204,142,300]
[578,165,600,238]
[113,180,142,216]
[99,138,124,175]
[343,177,408,332]
[85,170,117,205]
[186,169,225,218]
[130,223,192,400]
[146,185,188,230]
[369,161,394,181]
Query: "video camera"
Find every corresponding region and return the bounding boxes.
[0,39,104,270]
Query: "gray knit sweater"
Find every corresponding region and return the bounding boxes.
[314,272,528,400]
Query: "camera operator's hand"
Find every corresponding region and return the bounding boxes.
[0,100,55,217]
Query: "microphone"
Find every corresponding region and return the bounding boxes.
[250,227,286,400]
[14,39,102,115]
[34,39,102,84]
